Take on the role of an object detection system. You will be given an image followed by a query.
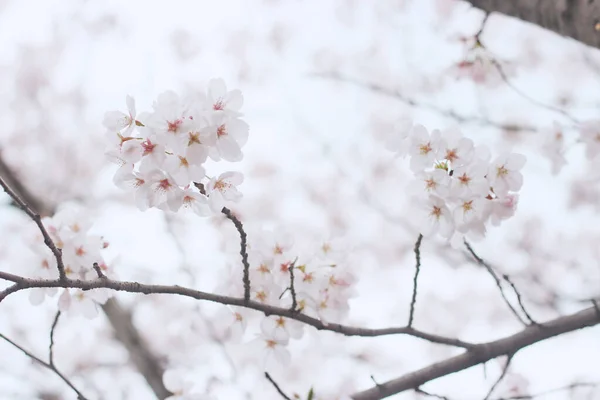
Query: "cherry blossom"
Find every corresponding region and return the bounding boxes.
[102,94,137,135]
[207,78,244,117]
[205,171,244,213]
[417,195,454,238]
[488,153,526,197]
[408,124,440,172]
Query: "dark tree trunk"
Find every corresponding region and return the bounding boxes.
[465,0,600,49]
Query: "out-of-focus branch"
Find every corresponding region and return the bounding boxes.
[351,306,600,400]
[464,241,534,326]
[0,329,88,399]
[0,155,171,399]
[311,72,538,133]
[464,0,600,50]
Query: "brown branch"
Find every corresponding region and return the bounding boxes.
[0,155,170,399]
[351,307,600,400]
[264,372,292,400]
[0,271,475,348]
[464,241,528,326]
[408,234,423,327]
[464,0,600,50]
[0,175,67,280]
[350,306,600,400]
[502,275,538,325]
[0,331,88,399]
[49,311,61,367]
[221,207,251,304]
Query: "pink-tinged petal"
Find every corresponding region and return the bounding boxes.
[208,191,225,213]
[222,171,244,185]
[58,290,71,311]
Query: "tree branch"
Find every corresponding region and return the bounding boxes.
[408,234,423,327]
[221,207,251,304]
[350,306,600,400]
[0,271,475,348]
[0,156,170,399]
[464,241,529,326]
[0,329,88,399]
[265,372,292,400]
[0,175,67,281]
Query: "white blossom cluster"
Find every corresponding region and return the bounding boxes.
[26,205,112,318]
[385,121,526,245]
[103,78,248,215]
[213,232,357,367]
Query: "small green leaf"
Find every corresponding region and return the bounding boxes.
[307,387,314,400]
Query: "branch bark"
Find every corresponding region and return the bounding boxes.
[0,271,475,349]
[351,307,600,400]
[464,0,600,50]
[0,153,171,399]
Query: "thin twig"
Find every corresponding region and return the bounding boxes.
[408,234,423,327]
[0,270,476,348]
[49,311,61,366]
[474,12,490,41]
[288,257,298,312]
[0,175,67,280]
[92,262,107,279]
[491,382,599,400]
[489,58,580,124]
[415,388,451,400]
[483,353,515,400]
[264,372,292,400]
[221,207,251,304]
[464,240,527,326]
[502,275,538,325]
[0,333,88,400]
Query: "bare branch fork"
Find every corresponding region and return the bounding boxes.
[0,166,171,399]
[464,240,537,326]
[351,306,600,400]
[0,311,89,399]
